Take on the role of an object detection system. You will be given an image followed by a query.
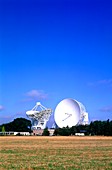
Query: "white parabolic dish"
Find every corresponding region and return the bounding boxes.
[54,98,80,128]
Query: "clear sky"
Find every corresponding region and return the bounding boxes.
[0,0,112,126]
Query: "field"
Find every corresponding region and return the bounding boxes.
[0,136,112,170]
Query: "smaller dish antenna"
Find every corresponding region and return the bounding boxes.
[26,102,52,129]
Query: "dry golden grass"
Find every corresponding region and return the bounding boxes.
[0,136,112,169]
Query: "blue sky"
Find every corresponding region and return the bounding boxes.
[0,0,112,126]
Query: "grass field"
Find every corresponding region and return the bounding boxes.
[0,136,112,170]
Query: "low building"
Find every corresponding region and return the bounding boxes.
[14,132,30,136]
[75,133,85,136]
[33,129,44,136]
[0,131,30,136]
[33,129,55,136]
[49,129,55,136]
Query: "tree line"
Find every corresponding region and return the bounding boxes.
[53,119,112,136]
[0,118,112,136]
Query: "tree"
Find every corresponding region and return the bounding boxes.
[2,126,5,133]
[42,127,50,136]
[70,126,77,135]
[53,127,71,136]
[0,118,32,132]
[53,128,58,136]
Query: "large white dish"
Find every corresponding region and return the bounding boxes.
[54,98,80,128]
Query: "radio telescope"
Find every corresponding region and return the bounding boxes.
[54,99,80,128]
[54,98,89,128]
[26,102,52,129]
